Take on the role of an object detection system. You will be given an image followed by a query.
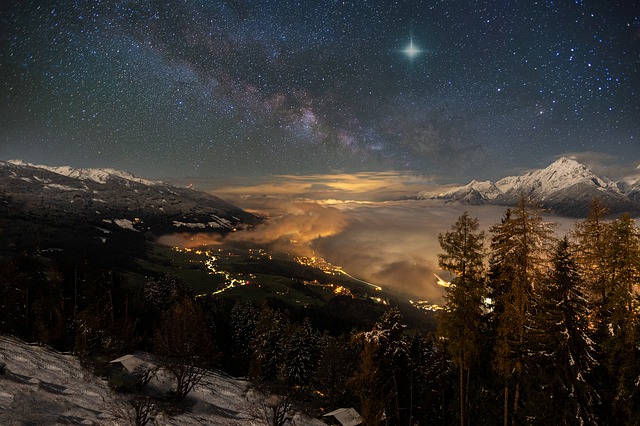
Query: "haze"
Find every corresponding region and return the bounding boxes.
[159,172,576,302]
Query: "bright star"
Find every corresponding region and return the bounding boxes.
[403,38,422,58]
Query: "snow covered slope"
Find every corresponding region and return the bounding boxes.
[495,157,618,194]
[7,160,160,186]
[0,335,324,425]
[417,157,640,216]
[0,160,259,233]
[422,180,501,204]
[617,165,640,203]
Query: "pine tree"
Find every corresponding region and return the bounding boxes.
[250,303,288,382]
[527,237,598,425]
[489,196,555,425]
[574,209,640,423]
[437,212,486,426]
[408,333,455,425]
[280,318,320,388]
[143,274,193,324]
[351,308,411,425]
[314,333,360,408]
[601,214,640,423]
[230,301,259,376]
[573,198,611,332]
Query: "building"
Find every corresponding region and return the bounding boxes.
[322,408,362,426]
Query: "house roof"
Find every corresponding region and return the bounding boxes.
[323,407,362,426]
[109,354,155,374]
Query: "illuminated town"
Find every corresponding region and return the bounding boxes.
[172,246,393,304]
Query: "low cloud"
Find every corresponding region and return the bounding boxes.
[161,173,575,303]
[158,201,348,257]
[191,171,438,204]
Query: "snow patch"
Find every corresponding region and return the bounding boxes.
[6,159,161,186]
[45,183,82,191]
[103,218,139,232]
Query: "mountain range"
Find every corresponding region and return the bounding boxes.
[0,160,259,234]
[417,157,640,216]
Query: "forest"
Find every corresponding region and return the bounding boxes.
[0,196,639,425]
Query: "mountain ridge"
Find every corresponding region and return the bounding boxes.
[418,157,640,216]
[0,160,260,234]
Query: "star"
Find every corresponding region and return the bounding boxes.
[402,38,422,58]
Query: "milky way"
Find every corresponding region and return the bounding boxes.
[1,1,639,180]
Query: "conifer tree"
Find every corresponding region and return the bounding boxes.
[489,196,555,425]
[230,301,259,376]
[250,303,288,382]
[568,202,640,422]
[601,214,640,423]
[408,333,455,425]
[528,237,598,424]
[351,308,410,425]
[314,333,359,408]
[437,212,486,426]
[280,318,320,387]
[573,198,611,330]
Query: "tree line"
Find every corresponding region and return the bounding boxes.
[438,197,640,425]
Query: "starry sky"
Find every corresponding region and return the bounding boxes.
[2,0,639,181]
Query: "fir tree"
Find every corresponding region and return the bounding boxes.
[314,333,360,408]
[489,196,555,425]
[573,198,611,334]
[280,318,320,387]
[601,214,640,423]
[437,212,486,426]
[229,301,259,376]
[250,303,288,382]
[528,237,599,425]
[351,308,411,425]
[408,333,455,425]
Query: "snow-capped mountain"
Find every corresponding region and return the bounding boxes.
[418,157,640,216]
[423,180,501,205]
[7,159,162,186]
[0,160,259,233]
[617,166,640,203]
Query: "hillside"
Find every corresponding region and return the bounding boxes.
[0,160,259,234]
[0,335,324,425]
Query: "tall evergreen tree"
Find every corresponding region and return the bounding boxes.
[489,196,555,425]
[575,209,640,423]
[280,318,321,388]
[437,212,486,426]
[314,333,360,408]
[527,237,598,425]
[573,198,611,330]
[351,308,411,425]
[229,301,259,376]
[250,303,288,382]
[408,333,455,425]
[601,214,640,423]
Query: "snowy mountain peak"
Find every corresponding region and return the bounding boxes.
[495,156,617,195]
[417,179,500,203]
[5,160,160,186]
[418,157,639,216]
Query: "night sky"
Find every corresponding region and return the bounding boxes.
[2,1,639,181]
